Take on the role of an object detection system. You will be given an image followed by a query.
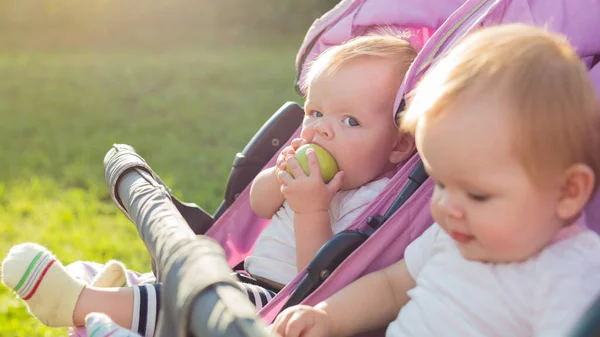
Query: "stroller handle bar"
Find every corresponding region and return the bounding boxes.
[104,144,273,337]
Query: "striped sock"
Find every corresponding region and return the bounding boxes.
[1,243,85,327]
[131,284,161,337]
[86,312,141,337]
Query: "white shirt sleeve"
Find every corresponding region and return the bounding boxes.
[532,232,600,337]
[404,223,441,279]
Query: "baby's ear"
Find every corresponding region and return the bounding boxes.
[556,164,596,220]
[389,132,415,164]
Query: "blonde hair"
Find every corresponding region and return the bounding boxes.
[401,24,600,189]
[301,32,417,93]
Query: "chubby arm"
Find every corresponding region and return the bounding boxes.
[279,148,344,272]
[293,211,333,271]
[272,259,415,337]
[249,166,285,219]
[250,138,309,219]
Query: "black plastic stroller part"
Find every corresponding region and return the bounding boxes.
[568,295,600,337]
[366,160,428,231]
[213,101,305,221]
[171,197,216,235]
[281,159,429,310]
[280,230,369,311]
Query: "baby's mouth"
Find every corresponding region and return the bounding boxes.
[449,231,474,244]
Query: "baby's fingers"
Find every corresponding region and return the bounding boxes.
[272,308,295,337]
[278,147,294,163]
[284,310,314,337]
[306,149,323,181]
[277,170,294,186]
[283,146,296,156]
[277,151,293,170]
[286,157,306,179]
[326,171,344,193]
[291,138,308,149]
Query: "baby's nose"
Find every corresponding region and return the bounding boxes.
[314,120,333,139]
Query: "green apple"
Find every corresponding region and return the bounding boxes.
[286,143,339,183]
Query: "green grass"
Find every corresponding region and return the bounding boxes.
[0,44,300,336]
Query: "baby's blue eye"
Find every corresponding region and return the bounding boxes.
[310,111,323,118]
[343,117,360,127]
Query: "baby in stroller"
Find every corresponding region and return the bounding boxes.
[272,24,600,337]
[1,33,417,336]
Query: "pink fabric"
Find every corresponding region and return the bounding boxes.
[294,0,466,96]
[585,63,600,233]
[394,0,503,120]
[588,192,600,233]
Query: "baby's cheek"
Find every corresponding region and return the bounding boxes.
[300,124,314,141]
[299,125,308,136]
[474,224,515,252]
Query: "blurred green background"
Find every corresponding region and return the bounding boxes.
[0,1,337,335]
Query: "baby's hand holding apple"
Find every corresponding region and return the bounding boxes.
[278,149,344,214]
[276,138,308,172]
[284,144,339,183]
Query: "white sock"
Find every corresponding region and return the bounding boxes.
[86,312,141,337]
[91,260,129,288]
[1,243,85,327]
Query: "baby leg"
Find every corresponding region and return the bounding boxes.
[2,243,159,336]
[72,286,134,327]
[74,284,161,336]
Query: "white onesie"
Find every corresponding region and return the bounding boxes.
[387,220,600,337]
[245,178,389,285]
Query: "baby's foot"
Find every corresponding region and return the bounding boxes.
[92,260,129,288]
[86,312,141,337]
[1,243,85,327]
